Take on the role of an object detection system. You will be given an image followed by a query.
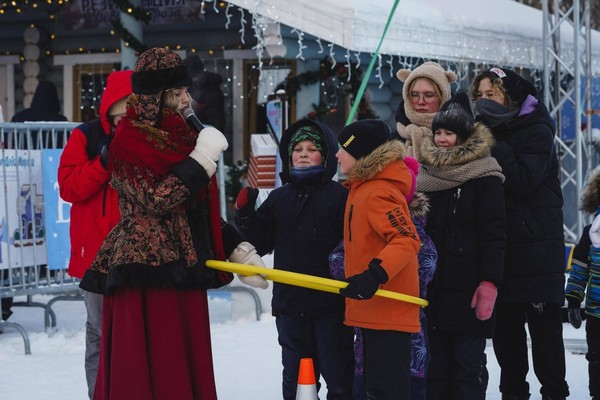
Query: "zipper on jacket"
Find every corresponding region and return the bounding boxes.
[348,204,353,242]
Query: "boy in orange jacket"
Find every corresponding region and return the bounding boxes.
[336,119,421,399]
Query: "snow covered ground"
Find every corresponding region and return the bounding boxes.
[0,283,590,400]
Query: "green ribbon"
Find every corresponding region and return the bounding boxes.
[345,0,401,125]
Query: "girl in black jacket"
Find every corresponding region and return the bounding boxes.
[419,91,506,400]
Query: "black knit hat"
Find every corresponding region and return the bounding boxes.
[338,119,393,160]
[431,91,474,142]
[487,67,537,106]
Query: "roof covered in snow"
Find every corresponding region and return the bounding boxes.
[228,0,600,74]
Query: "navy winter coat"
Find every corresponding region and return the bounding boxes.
[236,120,348,316]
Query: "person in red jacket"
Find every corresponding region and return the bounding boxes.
[57,69,132,399]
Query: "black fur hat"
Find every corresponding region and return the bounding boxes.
[131,47,192,95]
[431,91,474,142]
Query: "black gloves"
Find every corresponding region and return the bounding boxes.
[235,187,259,218]
[567,299,583,329]
[340,259,388,300]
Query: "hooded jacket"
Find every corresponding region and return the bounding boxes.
[485,100,565,304]
[343,140,421,332]
[420,123,506,337]
[11,81,68,122]
[565,167,600,319]
[236,119,348,316]
[57,70,133,279]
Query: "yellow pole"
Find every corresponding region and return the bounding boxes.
[206,260,428,307]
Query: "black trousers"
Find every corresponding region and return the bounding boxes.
[276,313,354,400]
[492,302,570,399]
[587,315,600,398]
[362,328,412,400]
[426,330,488,400]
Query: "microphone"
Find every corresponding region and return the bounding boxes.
[182,107,205,132]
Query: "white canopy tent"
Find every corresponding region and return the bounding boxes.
[228,0,600,74]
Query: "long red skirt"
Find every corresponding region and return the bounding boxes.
[93,286,217,400]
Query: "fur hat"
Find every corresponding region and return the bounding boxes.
[404,156,419,203]
[338,119,393,160]
[431,91,474,142]
[108,97,128,117]
[130,47,192,126]
[288,126,327,163]
[396,61,457,105]
[131,47,192,94]
[486,67,537,106]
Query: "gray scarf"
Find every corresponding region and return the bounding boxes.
[418,156,505,192]
[475,98,519,127]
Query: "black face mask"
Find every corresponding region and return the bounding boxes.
[475,98,520,128]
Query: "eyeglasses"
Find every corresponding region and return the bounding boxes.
[409,92,439,103]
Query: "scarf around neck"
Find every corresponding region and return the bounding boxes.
[110,109,227,261]
[475,98,520,128]
[417,122,505,192]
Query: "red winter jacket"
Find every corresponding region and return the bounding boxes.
[57,70,133,279]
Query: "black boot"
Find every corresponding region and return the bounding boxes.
[542,397,566,400]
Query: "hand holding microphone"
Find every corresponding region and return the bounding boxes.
[184,107,228,177]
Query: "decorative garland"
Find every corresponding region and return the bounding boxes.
[282,58,378,121]
[109,0,151,53]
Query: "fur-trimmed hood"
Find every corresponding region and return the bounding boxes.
[420,122,495,167]
[408,191,430,219]
[580,166,600,214]
[349,139,406,182]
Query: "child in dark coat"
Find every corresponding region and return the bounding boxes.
[566,166,600,399]
[235,119,354,400]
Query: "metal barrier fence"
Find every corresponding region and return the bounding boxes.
[0,122,260,355]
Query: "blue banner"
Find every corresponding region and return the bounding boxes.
[42,149,71,270]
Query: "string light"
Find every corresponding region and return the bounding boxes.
[225,3,233,29]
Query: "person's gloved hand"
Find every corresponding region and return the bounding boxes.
[470,281,497,321]
[340,260,388,300]
[567,299,583,329]
[228,241,269,289]
[235,187,259,218]
[189,127,229,177]
[590,214,600,248]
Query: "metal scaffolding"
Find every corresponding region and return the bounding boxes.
[542,0,594,242]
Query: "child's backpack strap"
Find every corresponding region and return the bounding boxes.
[77,119,106,160]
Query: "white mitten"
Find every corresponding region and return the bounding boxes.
[590,214,600,247]
[189,127,229,177]
[228,241,269,289]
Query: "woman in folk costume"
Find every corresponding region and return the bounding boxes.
[395,61,457,160]
[418,91,506,400]
[80,47,265,400]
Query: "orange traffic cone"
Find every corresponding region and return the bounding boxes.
[295,358,318,400]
